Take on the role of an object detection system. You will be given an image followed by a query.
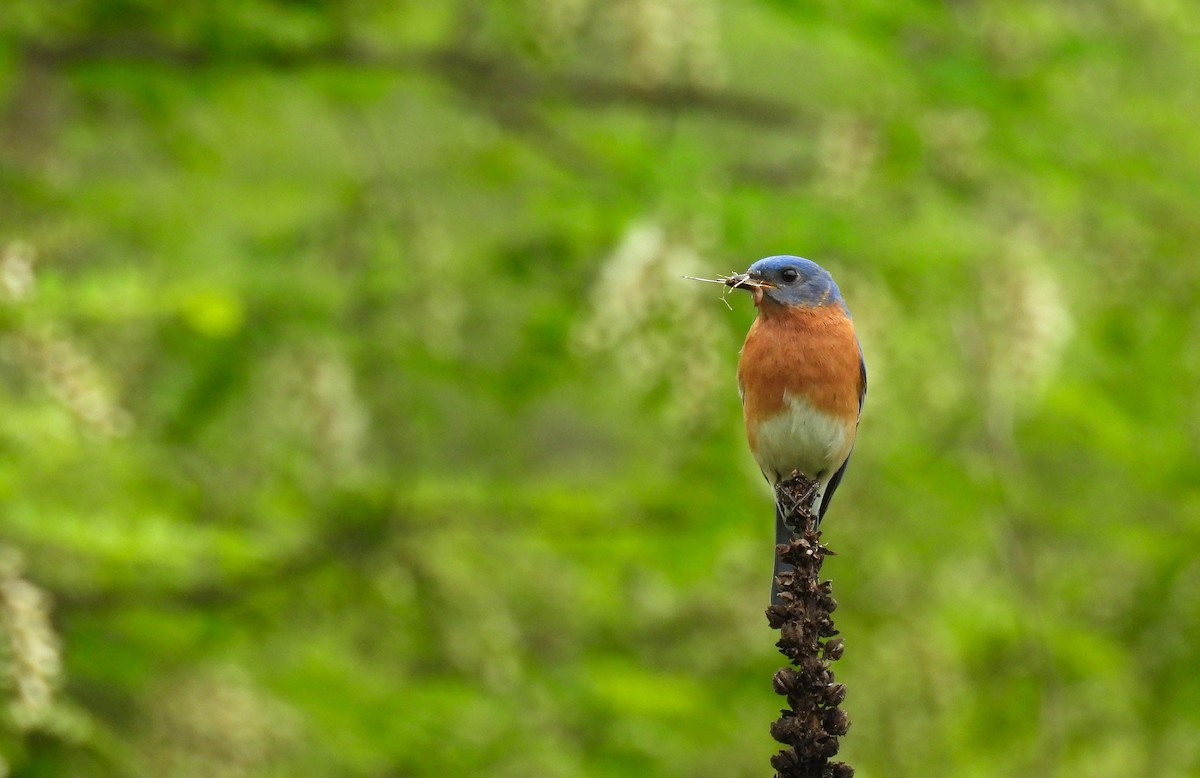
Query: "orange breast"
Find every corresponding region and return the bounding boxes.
[737,300,863,451]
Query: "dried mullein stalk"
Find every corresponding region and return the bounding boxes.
[764,473,853,778]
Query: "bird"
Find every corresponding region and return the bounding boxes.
[729,255,866,603]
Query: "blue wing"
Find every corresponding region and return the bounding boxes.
[817,351,866,522]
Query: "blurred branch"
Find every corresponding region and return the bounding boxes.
[55,543,325,613]
[765,474,854,778]
[22,38,800,129]
[54,496,398,613]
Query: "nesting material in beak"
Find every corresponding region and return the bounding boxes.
[683,271,773,310]
[722,272,773,307]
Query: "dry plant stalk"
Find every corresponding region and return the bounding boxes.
[764,473,853,778]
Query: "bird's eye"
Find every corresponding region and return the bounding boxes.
[780,268,799,283]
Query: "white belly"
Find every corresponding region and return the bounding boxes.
[750,392,852,487]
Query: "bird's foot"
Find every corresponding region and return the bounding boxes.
[776,472,820,534]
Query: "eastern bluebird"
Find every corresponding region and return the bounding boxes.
[730,256,866,603]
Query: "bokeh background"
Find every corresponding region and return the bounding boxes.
[3,2,1200,776]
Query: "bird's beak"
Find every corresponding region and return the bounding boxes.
[725,272,773,307]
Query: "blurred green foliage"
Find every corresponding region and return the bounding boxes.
[2,1,1200,776]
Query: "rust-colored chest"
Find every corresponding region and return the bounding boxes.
[737,301,863,422]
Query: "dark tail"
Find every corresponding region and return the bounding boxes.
[770,501,793,605]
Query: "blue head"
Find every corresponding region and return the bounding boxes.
[744,255,844,309]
